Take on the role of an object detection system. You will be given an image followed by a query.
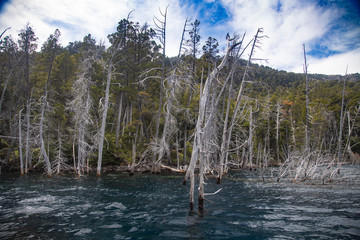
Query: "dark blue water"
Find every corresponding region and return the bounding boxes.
[1,168,359,239]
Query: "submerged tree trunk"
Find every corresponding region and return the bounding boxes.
[184,38,242,210]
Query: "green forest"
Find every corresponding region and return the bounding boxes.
[0,12,359,196]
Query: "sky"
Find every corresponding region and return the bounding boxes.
[0,0,359,75]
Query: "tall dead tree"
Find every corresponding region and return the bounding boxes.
[150,7,168,172]
[217,33,245,183]
[68,42,97,176]
[217,28,265,183]
[17,24,38,173]
[303,44,310,153]
[152,17,190,170]
[18,109,24,174]
[97,55,115,177]
[337,66,347,164]
[183,38,242,210]
[97,13,132,177]
[276,101,281,164]
[39,29,61,177]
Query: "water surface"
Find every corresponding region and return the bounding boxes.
[0,168,359,239]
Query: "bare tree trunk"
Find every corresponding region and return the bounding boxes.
[122,105,128,137]
[276,101,281,164]
[337,66,347,163]
[303,44,310,153]
[176,133,180,169]
[72,139,76,174]
[249,106,254,169]
[115,92,123,146]
[184,39,242,210]
[219,29,263,181]
[198,150,205,210]
[25,99,32,173]
[290,107,296,149]
[182,127,187,166]
[152,7,167,172]
[97,12,133,177]
[18,109,24,175]
[131,126,139,174]
[39,92,52,177]
[55,125,63,174]
[217,69,234,183]
[97,61,113,177]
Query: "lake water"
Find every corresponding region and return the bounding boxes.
[1,168,359,239]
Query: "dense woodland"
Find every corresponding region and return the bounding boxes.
[1,11,360,208]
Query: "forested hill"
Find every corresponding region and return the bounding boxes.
[0,20,359,178]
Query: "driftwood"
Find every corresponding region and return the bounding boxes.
[160,164,185,173]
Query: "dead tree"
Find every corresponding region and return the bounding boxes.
[217,34,245,183]
[152,17,190,170]
[276,101,281,164]
[39,29,61,177]
[337,66,347,164]
[115,92,124,146]
[151,7,168,172]
[217,28,265,183]
[97,58,113,177]
[97,13,132,177]
[303,44,310,153]
[68,46,97,176]
[183,37,242,210]
[18,109,24,175]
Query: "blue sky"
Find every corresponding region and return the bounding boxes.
[0,0,359,74]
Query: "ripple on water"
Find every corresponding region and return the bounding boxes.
[16,206,54,215]
[19,195,56,204]
[100,223,123,229]
[104,202,127,210]
[1,171,359,239]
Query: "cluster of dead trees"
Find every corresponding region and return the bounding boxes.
[1,8,359,211]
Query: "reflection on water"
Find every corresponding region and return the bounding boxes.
[1,167,360,239]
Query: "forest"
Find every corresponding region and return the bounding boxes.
[0,10,359,209]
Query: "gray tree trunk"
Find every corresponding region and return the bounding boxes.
[97,61,113,177]
[184,39,241,209]
[152,7,167,172]
[18,109,24,175]
[303,44,310,153]
[115,92,123,146]
[337,67,347,163]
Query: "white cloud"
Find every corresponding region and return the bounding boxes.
[293,48,360,75]
[1,0,359,74]
[0,0,191,56]
[0,0,131,47]
[220,0,360,74]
